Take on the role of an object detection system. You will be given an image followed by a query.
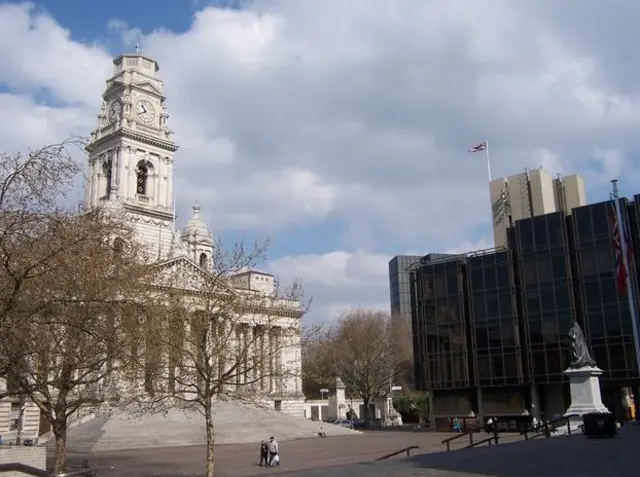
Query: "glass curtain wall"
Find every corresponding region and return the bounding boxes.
[412,259,470,390]
[571,201,638,379]
[514,212,574,384]
[467,250,524,387]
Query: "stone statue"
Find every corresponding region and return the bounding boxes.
[568,321,596,369]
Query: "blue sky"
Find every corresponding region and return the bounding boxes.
[2,0,640,324]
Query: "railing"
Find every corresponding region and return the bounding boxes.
[522,414,580,441]
[464,432,499,449]
[0,461,95,477]
[375,445,420,460]
[441,431,475,451]
[442,414,583,452]
[0,463,48,477]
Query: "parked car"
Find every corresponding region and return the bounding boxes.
[331,419,354,429]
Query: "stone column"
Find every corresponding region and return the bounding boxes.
[112,146,122,198]
[167,159,174,212]
[122,146,131,199]
[109,149,118,196]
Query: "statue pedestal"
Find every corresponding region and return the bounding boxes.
[564,366,610,417]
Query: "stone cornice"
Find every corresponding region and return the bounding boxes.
[86,129,178,154]
[151,283,305,320]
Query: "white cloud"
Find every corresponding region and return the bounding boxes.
[3,1,640,323]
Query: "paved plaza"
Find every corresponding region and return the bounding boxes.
[54,424,637,476]
[296,424,639,477]
[57,431,457,476]
[56,430,527,477]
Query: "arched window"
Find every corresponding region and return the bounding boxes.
[103,160,112,196]
[199,253,208,269]
[113,238,125,254]
[136,161,149,195]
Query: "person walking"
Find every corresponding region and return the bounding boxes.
[267,436,279,467]
[259,440,269,466]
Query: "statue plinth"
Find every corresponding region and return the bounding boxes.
[564,366,610,417]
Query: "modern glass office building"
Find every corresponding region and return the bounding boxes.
[410,196,640,428]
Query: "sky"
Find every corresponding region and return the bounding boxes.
[2,0,640,325]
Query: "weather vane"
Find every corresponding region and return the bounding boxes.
[135,42,140,54]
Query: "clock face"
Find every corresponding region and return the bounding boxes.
[135,99,156,124]
[107,101,122,123]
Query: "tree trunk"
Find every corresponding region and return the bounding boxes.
[205,402,216,477]
[53,424,67,474]
[363,398,370,426]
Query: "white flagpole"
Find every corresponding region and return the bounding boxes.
[484,140,492,182]
[611,180,640,377]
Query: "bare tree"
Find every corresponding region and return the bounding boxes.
[327,308,402,422]
[138,239,307,477]
[0,209,154,472]
[389,314,414,391]
[300,327,334,398]
[0,139,158,473]
[0,138,84,375]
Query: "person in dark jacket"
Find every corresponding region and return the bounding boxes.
[259,441,269,466]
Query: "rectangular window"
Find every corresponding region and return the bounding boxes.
[497,264,511,288]
[551,255,567,278]
[596,246,613,272]
[477,356,491,380]
[518,221,534,251]
[9,403,21,431]
[503,353,521,378]
[580,249,597,275]
[522,258,537,284]
[536,257,553,282]
[528,320,543,344]
[547,214,563,248]
[575,208,593,243]
[533,219,548,249]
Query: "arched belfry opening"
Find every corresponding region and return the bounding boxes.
[199,252,208,269]
[103,159,113,196]
[136,160,151,195]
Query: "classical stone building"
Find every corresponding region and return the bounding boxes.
[0,52,306,443]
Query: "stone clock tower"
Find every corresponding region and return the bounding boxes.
[85,53,178,260]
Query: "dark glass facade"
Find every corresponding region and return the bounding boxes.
[513,212,574,384]
[389,255,423,322]
[467,250,524,387]
[411,197,640,413]
[571,200,639,381]
[412,256,470,390]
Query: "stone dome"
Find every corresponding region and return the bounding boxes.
[181,202,213,245]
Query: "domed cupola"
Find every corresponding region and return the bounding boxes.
[181,203,214,269]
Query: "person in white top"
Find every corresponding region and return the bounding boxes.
[267,436,279,467]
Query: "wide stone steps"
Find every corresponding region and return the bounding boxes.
[45,401,358,452]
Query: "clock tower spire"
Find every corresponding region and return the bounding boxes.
[85,51,178,260]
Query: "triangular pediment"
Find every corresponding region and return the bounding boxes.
[152,256,210,292]
[131,81,165,98]
[102,80,126,100]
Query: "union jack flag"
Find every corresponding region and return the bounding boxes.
[468,141,487,153]
[609,200,629,295]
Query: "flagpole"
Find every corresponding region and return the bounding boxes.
[611,180,640,379]
[485,140,492,182]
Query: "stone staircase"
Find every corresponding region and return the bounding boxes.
[42,401,358,452]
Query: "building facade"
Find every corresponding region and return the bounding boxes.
[0,52,306,443]
[389,254,456,389]
[411,196,640,430]
[490,167,586,248]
